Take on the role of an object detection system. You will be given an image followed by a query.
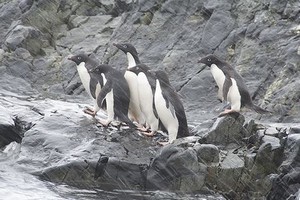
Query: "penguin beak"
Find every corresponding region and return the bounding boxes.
[113,43,120,49]
[67,56,74,61]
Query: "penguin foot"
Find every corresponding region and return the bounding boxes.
[83,107,96,117]
[218,109,238,117]
[142,130,156,137]
[137,126,149,132]
[98,119,112,127]
[158,141,169,146]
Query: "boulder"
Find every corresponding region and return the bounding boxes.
[0,106,21,148]
[147,138,207,193]
[201,113,250,147]
[4,24,44,56]
[267,134,300,200]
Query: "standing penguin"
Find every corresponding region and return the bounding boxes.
[68,54,105,116]
[198,54,271,117]
[88,64,136,128]
[113,43,146,128]
[152,70,190,144]
[127,64,159,136]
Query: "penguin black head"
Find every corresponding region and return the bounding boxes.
[68,53,90,65]
[198,54,223,67]
[153,70,171,85]
[89,64,111,74]
[127,64,150,74]
[113,43,138,56]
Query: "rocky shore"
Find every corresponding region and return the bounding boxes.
[0,0,299,199]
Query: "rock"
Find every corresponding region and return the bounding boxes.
[0,106,21,148]
[19,0,34,13]
[0,0,299,199]
[4,24,44,56]
[266,134,300,199]
[0,0,22,44]
[147,142,207,192]
[201,114,250,147]
[194,143,219,164]
[40,158,148,190]
[214,150,244,192]
[200,10,236,54]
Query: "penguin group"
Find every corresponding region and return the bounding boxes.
[68,43,190,144]
[68,43,271,144]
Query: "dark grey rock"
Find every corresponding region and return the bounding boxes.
[19,0,34,13]
[0,0,299,199]
[194,143,219,164]
[201,113,250,146]
[40,158,147,190]
[200,10,236,53]
[4,25,44,56]
[0,0,22,45]
[0,106,21,148]
[147,142,207,192]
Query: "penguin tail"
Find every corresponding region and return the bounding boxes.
[250,104,272,114]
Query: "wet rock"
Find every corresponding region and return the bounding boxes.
[194,143,219,164]
[201,114,250,147]
[147,139,207,192]
[40,158,147,190]
[0,106,21,148]
[0,0,299,199]
[214,150,244,192]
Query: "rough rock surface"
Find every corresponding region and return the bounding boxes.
[0,0,299,199]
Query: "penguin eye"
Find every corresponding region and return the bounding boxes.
[78,56,81,60]
[208,58,211,62]
[123,44,127,48]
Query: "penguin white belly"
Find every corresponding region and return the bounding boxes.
[127,52,136,68]
[138,73,158,131]
[105,89,114,122]
[211,64,225,101]
[227,78,241,112]
[93,82,101,112]
[124,71,145,123]
[77,62,92,98]
[154,81,179,143]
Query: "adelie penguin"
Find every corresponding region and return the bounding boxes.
[152,70,190,145]
[88,64,136,128]
[68,54,105,116]
[113,43,146,128]
[127,64,159,136]
[198,54,271,117]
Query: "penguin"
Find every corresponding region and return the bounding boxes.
[68,54,105,116]
[113,43,146,128]
[152,70,190,144]
[127,64,159,136]
[88,64,136,128]
[198,54,271,117]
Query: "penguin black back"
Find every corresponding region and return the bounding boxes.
[154,70,190,138]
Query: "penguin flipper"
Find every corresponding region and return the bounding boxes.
[222,77,232,102]
[89,77,97,99]
[97,80,112,107]
[152,97,159,119]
